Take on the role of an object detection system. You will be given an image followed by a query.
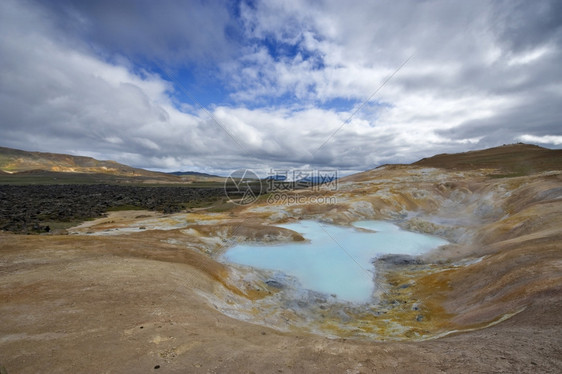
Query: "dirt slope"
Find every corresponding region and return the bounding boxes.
[413,143,562,174]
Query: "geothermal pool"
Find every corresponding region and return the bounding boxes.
[223,221,448,303]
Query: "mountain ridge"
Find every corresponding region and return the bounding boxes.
[2,143,560,184]
[0,146,168,178]
[169,171,223,178]
[412,143,561,173]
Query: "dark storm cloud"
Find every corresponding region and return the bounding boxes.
[492,0,562,53]
[435,0,562,148]
[35,0,242,64]
[437,91,562,146]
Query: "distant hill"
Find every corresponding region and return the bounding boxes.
[343,143,562,183]
[169,171,222,178]
[0,146,182,184]
[167,171,225,183]
[413,143,562,175]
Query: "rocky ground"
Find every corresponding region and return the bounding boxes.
[1,147,561,373]
[0,185,226,233]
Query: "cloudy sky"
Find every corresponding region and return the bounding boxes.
[1,0,561,176]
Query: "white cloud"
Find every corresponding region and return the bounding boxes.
[104,136,123,144]
[507,46,552,66]
[517,135,562,145]
[134,137,161,151]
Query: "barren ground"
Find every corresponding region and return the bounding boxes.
[1,158,561,373]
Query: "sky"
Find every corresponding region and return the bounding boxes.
[1,0,561,176]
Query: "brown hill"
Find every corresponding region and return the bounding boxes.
[0,147,229,185]
[0,146,171,178]
[413,143,562,175]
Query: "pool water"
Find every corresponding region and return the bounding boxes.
[223,220,448,303]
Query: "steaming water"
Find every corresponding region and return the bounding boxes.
[223,220,448,303]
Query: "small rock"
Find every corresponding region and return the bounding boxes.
[337,310,351,323]
[377,254,424,265]
[265,280,283,288]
